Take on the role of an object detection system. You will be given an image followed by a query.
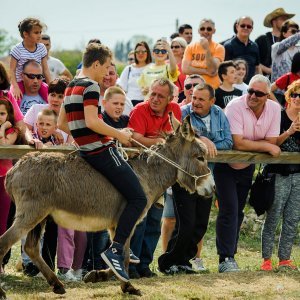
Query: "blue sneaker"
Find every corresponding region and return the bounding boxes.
[129,249,140,264]
[218,257,240,273]
[101,242,129,282]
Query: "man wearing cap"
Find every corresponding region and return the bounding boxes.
[255,8,295,77]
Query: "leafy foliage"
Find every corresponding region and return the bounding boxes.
[51,50,82,76]
[0,29,18,57]
[114,34,153,62]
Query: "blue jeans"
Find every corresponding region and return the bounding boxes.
[130,205,163,272]
[85,230,110,270]
[81,146,147,245]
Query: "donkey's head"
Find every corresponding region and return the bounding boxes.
[166,113,215,197]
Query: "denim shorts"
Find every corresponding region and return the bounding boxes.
[162,192,175,218]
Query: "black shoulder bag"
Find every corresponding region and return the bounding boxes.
[249,165,276,216]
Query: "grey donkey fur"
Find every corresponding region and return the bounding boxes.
[0,116,214,298]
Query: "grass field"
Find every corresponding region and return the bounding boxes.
[1,205,300,300]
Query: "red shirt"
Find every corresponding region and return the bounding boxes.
[128,101,182,137]
[276,72,300,90]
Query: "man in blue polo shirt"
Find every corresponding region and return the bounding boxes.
[223,16,261,83]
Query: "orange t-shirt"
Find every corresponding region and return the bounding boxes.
[183,40,225,89]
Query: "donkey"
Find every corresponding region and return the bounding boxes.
[0,116,214,299]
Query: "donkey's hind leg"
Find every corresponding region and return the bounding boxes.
[24,220,65,295]
[0,215,42,300]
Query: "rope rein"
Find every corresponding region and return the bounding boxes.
[67,138,211,190]
[130,138,211,189]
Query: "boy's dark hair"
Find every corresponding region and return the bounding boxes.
[218,60,236,82]
[0,62,10,90]
[291,52,300,74]
[280,20,299,41]
[178,24,192,34]
[0,96,16,126]
[134,41,152,64]
[88,38,101,45]
[18,17,46,38]
[48,78,68,94]
[82,43,112,68]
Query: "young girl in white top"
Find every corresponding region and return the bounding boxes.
[233,59,248,95]
[10,17,51,100]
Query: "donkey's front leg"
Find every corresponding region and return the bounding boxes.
[120,240,142,296]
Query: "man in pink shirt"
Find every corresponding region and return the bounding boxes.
[213,74,281,273]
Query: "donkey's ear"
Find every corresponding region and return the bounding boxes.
[169,111,181,133]
[180,115,195,141]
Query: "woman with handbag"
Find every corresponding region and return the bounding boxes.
[261,79,300,271]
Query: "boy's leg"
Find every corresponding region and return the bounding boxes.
[82,147,147,281]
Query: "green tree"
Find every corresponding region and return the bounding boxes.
[0,29,18,57]
[114,35,153,63]
[51,50,82,76]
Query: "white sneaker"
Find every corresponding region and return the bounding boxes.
[191,258,207,272]
[36,272,45,279]
[72,268,83,280]
[57,269,79,281]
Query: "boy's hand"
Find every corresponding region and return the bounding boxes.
[28,138,44,149]
[118,129,133,146]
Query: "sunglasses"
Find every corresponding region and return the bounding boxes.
[135,50,147,54]
[185,83,200,90]
[171,45,181,49]
[153,49,167,55]
[199,27,213,32]
[288,29,299,34]
[247,88,268,97]
[240,24,253,29]
[23,73,44,80]
[290,93,300,98]
[128,58,135,61]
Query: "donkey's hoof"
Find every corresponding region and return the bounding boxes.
[52,284,66,294]
[0,287,7,300]
[84,270,109,283]
[83,271,98,283]
[121,282,142,296]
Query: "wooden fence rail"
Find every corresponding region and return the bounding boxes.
[0,145,299,164]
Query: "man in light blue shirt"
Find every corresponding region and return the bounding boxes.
[158,83,232,274]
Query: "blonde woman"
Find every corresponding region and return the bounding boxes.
[138,39,179,97]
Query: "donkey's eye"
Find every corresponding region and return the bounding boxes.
[197,156,205,162]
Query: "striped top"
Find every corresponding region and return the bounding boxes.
[63,77,114,154]
[10,42,47,82]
